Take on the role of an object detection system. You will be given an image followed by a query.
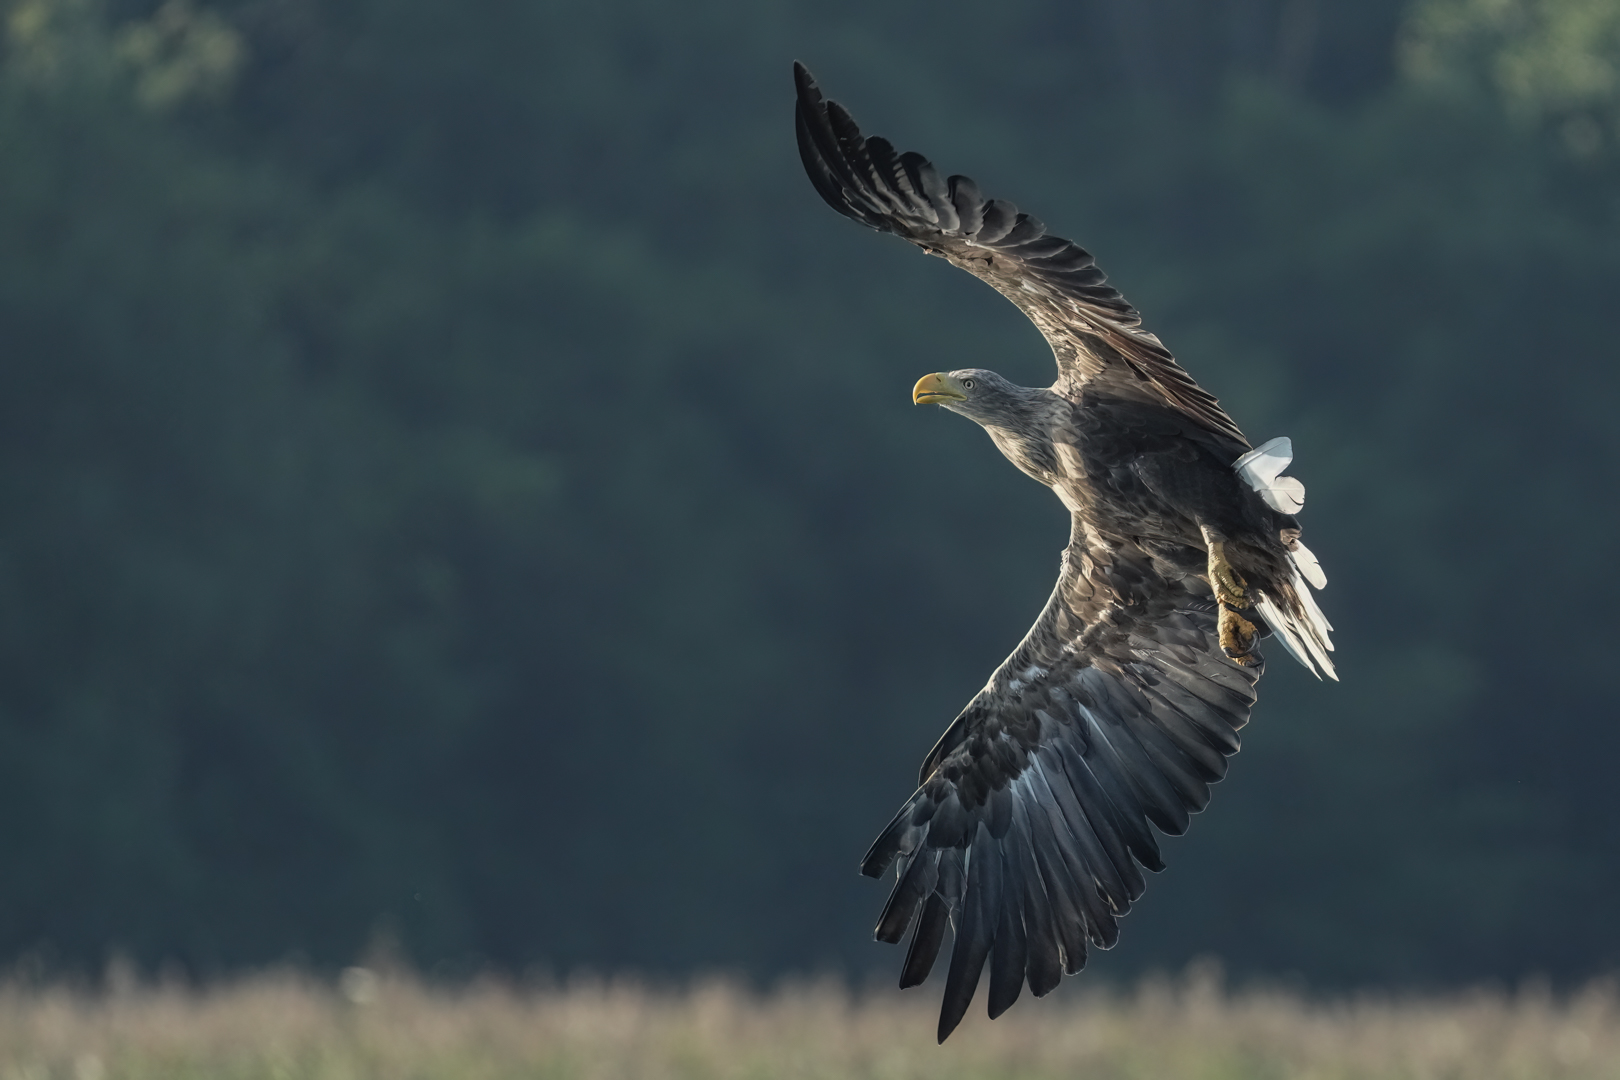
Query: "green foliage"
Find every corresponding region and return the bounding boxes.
[1404,0,1620,153]
[0,0,1616,988]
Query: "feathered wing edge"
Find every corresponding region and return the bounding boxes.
[861,579,1261,1041]
[792,61,1250,446]
[1235,437,1337,681]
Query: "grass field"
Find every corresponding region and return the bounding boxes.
[1,965,1616,1079]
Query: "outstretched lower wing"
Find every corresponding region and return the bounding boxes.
[862,518,1261,1041]
[794,62,1246,446]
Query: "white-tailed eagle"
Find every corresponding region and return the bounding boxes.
[794,62,1335,1042]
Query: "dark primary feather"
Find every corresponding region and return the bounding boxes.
[793,61,1248,447]
[860,516,1261,1041]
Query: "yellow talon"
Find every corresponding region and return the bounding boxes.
[1219,605,1260,664]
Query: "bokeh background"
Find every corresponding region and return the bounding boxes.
[0,0,1616,994]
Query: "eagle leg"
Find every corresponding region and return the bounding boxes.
[1200,531,1248,608]
[1202,529,1261,666]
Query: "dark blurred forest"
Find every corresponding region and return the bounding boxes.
[1,0,1617,990]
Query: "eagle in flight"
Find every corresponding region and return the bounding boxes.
[793,63,1336,1042]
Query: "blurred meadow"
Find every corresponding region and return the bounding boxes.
[3,966,1620,1079]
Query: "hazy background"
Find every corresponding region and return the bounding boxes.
[0,0,1616,993]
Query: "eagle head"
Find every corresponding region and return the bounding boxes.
[912,368,1025,424]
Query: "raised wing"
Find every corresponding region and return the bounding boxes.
[862,519,1261,1041]
[794,62,1247,446]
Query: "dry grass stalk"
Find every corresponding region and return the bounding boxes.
[0,964,1615,1079]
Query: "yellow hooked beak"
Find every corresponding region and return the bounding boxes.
[913,372,968,405]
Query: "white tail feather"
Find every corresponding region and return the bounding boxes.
[1232,436,1336,679]
[1252,591,1315,673]
[1295,569,1334,640]
[1290,540,1327,589]
[1235,437,1306,514]
[1252,576,1338,681]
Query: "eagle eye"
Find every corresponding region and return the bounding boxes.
[962,378,976,390]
